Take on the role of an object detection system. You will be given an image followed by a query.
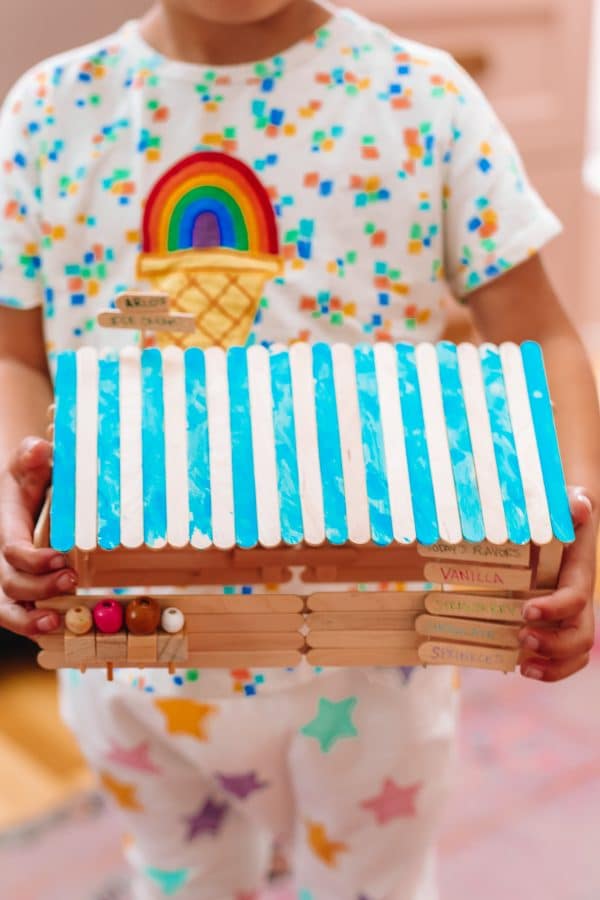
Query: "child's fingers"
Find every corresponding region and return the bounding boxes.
[520,653,590,683]
[8,437,51,483]
[523,586,589,624]
[519,607,595,661]
[1,565,77,603]
[3,541,68,576]
[0,598,61,638]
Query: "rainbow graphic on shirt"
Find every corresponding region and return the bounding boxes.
[137,151,282,349]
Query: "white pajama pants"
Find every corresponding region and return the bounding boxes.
[61,664,457,900]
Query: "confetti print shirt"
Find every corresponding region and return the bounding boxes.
[0,7,561,360]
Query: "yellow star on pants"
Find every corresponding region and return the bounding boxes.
[305,820,348,867]
[100,772,143,812]
[154,698,218,740]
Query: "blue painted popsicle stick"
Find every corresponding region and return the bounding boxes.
[97,357,121,550]
[437,342,485,543]
[480,345,530,544]
[354,345,393,546]
[141,348,167,547]
[185,349,212,544]
[270,350,303,545]
[50,352,77,552]
[395,343,439,546]
[521,341,574,543]
[228,347,258,549]
[313,343,348,544]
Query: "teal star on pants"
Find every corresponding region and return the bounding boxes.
[300,696,358,752]
[144,866,190,896]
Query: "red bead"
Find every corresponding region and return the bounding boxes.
[93,599,124,634]
[126,596,161,635]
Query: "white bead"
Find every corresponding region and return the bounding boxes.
[161,607,185,634]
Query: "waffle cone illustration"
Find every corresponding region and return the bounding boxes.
[137,151,283,349]
[137,247,282,349]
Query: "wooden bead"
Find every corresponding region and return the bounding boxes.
[126,596,161,635]
[93,599,124,635]
[161,607,185,634]
[65,605,93,636]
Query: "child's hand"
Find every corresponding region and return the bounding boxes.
[0,437,75,638]
[519,488,596,682]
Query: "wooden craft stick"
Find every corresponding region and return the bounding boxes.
[37,649,303,670]
[33,492,51,550]
[374,341,416,544]
[457,343,508,544]
[500,342,553,545]
[163,347,190,548]
[98,311,195,333]
[307,591,427,612]
[74,348,98,552]
[119,347,144,548]
[415,343,462,543]
[247,345,281,548]
[308,630,420,649]
[185,613,303,632]
[116,291,170,313]
[205,347,235,550]
[290,342,325,546]
[535,540,564,590]
[81,568,293,587]
[415,614,520,649]
[424,562,532,591]
[157,631,188,663]
[307,611,418,631]
[96,631,128,661]
[307,648,420,667]
[187,632,305,652]
[417,540,530,567]
[301,564,428,583]
[36,594,304,614]
[128,633,157,663]
[63,633,95,665]
[418,641,519,672]
[424,592,525,623]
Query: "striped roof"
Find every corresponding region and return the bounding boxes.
[50,341,574,553]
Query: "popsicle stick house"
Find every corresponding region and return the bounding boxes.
[35,333,574,676]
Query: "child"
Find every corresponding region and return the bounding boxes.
[0,1,598,897]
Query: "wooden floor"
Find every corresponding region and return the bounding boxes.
[0,666,92,830]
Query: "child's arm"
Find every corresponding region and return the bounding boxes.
[470,254,600,681]
[0,307,67,636]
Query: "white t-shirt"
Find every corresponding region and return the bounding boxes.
[0,7,560,365]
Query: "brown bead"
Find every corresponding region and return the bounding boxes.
[125,596,161,635]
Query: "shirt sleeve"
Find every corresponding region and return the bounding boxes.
[442,57,562,299]
[0,74,44,310]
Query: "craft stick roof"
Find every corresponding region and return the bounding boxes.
[49,341,574,553]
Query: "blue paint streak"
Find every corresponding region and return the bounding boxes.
[437,342,485,542]
[354,345,393,545]
[184,349,212,544]
[97,358,121,550]
[270,350,303,544]
[521,341,574,542]
[141,349,167,546]
[480,345,530,544]
[395,343,439,545]
[228,348,258,548]
[313,344,348,544]
[50,352,77,551]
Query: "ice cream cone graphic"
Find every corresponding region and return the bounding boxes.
[137,152,283,349]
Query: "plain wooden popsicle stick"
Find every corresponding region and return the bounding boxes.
[307,648,421,667]
[424,592,525,623]
[415,614,521,649]
[424,562,532,591]
[301,565,428,583]
[188,632,305,652]
[535,540,564,590]
[36,594,304,614]
[90,550,233,570]
[79,568,293,587]
[308,630,421,649]
[307,611,418,631]
[307,591,427,612]
[418,641,519,672]
[37,650,303,670]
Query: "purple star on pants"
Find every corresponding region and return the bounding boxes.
[216,771,268,800]
[185,797,229,840]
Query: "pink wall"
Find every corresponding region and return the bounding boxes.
[0,0,149,98]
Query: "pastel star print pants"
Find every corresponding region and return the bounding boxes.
[61,665,457,900]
